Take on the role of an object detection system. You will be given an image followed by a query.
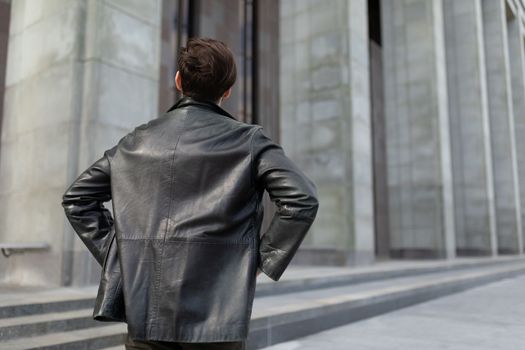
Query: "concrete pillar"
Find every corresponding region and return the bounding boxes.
[481,0,523,254]
[0,0,162,286]
[279,0,375,265]
[507,3,525,253]
[381,0,456,259]
[442,0,497,256]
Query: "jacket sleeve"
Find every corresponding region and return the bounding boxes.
[61,146,118,266]
[252,127,319,281]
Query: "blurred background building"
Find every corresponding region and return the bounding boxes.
[0,0,525,287]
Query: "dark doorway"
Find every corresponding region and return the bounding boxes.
[368,0,390,259]
[0,0,11,161]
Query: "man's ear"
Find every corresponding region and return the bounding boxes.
[222,87,232,100]
[175,71,183,93]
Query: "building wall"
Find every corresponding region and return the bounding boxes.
[278,0,375,265]
[0,0,162,286]
[482,0,523,254]
[443,0,496,256]
[277,0,525,263]
[507,0,525,252]
[381,0,456,259]
[1,0,525,286]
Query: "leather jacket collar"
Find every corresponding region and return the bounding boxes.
[166,96,237,121]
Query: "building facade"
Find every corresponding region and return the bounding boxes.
[0,0,524,287]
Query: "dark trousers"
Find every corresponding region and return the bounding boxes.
[125,334,246,350]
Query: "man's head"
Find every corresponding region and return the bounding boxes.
[175,37,237,105]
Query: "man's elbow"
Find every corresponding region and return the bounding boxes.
[61,187,77,211]
[61,190,71,208]
[293,176,319,220]
[306,194,319,221]
[304,178,319,217]
[292,190,319,222]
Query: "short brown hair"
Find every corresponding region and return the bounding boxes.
[177,37,237,102]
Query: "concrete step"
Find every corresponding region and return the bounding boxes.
[254,256,525,297]
[0,308,105,341]
[258,274,525,350]
[0,324,127,350]
[1,260,523,350]
[247,262,525,349]
[1,256,522,320]
[0,286,97,319]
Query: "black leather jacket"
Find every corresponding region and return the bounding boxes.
[61,97,319,342]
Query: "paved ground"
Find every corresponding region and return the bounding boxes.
[261,274,525,350]
[1,257,510,305]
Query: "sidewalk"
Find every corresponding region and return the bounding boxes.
[261,274,525,350]
[1,257,523,349]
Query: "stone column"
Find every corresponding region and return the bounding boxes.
[481,0,523,254]
[0,0,162,286]
[279,0,375,265]
[442,0,497,256]
[507,2,525,253]
[381,0,456,259]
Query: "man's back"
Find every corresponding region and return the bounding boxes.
[61,38,319,346]
[111,97,263,342]
[112,98,260,244]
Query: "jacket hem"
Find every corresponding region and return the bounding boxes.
[131,324,248,343]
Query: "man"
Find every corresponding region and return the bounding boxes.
[61,37,319,350]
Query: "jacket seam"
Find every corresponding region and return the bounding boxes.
[249,126,263,189]
[274,204,317,222]
[101,227,116,270]
[107,277,123,317]
[102,132,131,176]
[249,126,264,267]
[149,112,188,338]
[120,237,251,245]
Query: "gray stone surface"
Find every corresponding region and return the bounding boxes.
[0,0,162,286]
[1,258,524,350]
[0,323,127,350]
[482,0,523,254]
[0,1,86,287]
[261,274,525,350]
[507,4,525,251]
[443,0,496,255]
[381,0,455,258]
[279,0,375,265]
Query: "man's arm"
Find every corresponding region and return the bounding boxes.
[252,127,319,281]
[61,146,118,266]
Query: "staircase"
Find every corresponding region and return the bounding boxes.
[1,256,524,350]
